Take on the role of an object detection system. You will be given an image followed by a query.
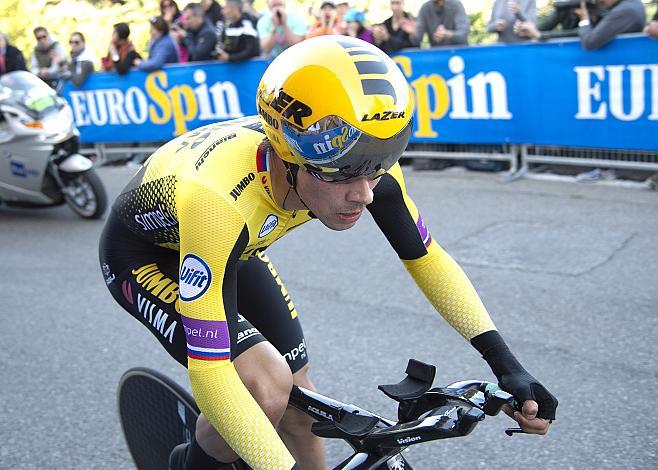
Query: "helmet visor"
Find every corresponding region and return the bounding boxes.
[281,115,412,182]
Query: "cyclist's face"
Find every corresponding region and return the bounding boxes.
[296,170,380,231]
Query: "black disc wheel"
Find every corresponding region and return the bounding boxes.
[118,368,199,470]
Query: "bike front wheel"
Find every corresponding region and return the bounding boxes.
[62,168,107,219]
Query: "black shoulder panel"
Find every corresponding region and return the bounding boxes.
[222,225,249,359]
[368,173,428,261]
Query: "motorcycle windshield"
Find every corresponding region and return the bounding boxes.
[0,71,60,118]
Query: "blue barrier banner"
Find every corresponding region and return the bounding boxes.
[62,60,267,143]
[62,35,657,151]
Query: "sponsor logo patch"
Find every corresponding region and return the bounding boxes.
[397,436,421,445]
[284,339,307,362]
[267,90,312,127]
[194,133,237,170]
[137,293,178,344]
[282,122,361,165]
[361,111,405,121]
[121,280,134,304]
[258,214,279,238]
[131,263,180,313]
[182,316,230,360]
[230,172,256,200]
[134,203,177,232]
[102,263,116,285]
[179,254,212,302]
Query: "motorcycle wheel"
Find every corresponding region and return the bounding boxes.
[62,168,107,219]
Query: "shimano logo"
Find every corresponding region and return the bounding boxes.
[396,436,421,445]
[230,172,256,200]
[194,133,237,170]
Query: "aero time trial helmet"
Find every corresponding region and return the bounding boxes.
[256,35,414,182]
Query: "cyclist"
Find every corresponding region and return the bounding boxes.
[99,36,557,470]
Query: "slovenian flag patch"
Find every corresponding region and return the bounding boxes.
[182,316,231,361]
[416,214,432,248]
[256,145,268,173]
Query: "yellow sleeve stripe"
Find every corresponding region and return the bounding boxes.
[189,359,296,469]
[402,241,497,340]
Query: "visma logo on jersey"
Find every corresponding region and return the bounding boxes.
[179,254,212,301]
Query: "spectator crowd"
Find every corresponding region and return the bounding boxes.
[0,0,656,86]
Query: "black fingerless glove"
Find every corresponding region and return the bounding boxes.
[471,330,558,421]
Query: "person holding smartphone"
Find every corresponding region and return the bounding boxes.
[307,1,340,38]
[257,0,307,58]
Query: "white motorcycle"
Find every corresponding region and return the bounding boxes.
[0,71,106,219]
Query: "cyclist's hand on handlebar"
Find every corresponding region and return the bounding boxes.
[503,400,551,435]
[499,371,558,422]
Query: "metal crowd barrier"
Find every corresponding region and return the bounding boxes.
[403,143,519,173]
[519,145,658,172]
[82,142,657,183]
[80,143,160,166]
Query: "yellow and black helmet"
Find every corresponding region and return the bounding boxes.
[256,35,414,181]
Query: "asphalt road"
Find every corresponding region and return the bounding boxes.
[1,165,656,470]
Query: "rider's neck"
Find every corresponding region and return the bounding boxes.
[269,148,306,212]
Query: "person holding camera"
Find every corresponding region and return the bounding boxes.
[515,0,589,40]
[576,0,645,49]
[257,0,307,58]
[488,0,536,43]
[373,0,416,55]
[516,0,644,46]
[216,0,260,62]
[307,1,341,38]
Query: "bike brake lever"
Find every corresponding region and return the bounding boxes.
[504,427,529,436]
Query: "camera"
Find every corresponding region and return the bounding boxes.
[553,0,596,9]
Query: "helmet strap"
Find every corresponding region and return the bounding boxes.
[282,161,310,211]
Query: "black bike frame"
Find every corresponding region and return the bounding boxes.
[288,385,410,470]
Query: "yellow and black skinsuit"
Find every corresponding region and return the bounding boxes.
[99,117,497,469]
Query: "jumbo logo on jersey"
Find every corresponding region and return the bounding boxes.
[258,214,278,238]
[230,172,255,200]
[179,254,212,301]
